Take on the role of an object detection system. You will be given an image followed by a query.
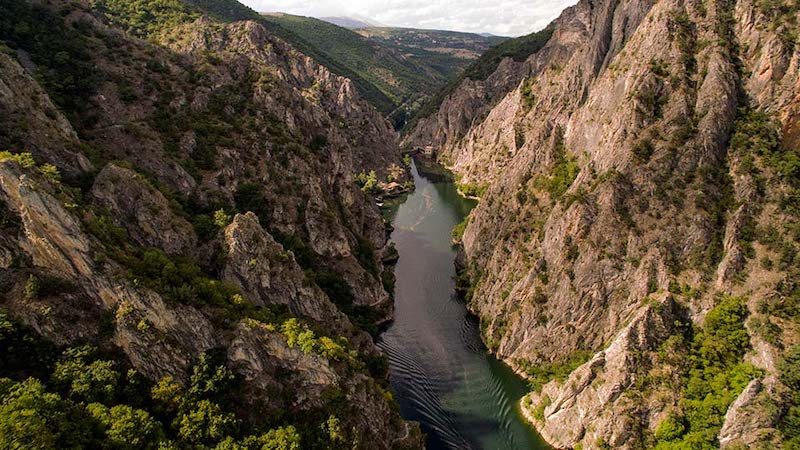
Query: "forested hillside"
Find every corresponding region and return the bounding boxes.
[0,0,421,448]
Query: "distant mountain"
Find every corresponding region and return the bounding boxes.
[357,27,507,79]
[318,16,381,29]
[260,14,505,128]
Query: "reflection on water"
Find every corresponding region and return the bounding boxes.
[378,158,550,450]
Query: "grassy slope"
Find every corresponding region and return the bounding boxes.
[181,0,398,115]
[259,14,443,116]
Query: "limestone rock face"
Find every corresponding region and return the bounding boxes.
[227,320,339,413]
[522,296,685,449]
[91,163,197,256]
[409,0,800,446]
[0,1,422,446]
[0,53,91,178]
[718,377,782,448]
[0,159,215,381]
[0,157,419,448]
[0,160,93,279]
[222,212,350,331]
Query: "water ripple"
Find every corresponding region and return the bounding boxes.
[379,159,549,450]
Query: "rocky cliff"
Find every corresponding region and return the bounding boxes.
[0,0,421,448]
[408,0,800,447]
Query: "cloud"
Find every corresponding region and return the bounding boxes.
[239,0,576,36]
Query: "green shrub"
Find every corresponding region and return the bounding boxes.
[213,209,231,228]
[457,183,487,198]
[87,403,165,449]
[655,296,763,448]
[0,378,102,449]
[356,170,379,194]
[534,130,579,202]
[520,350,593,391]
[451,217,469,243]
[532,395,551,421]
[52,346,120,404]
[778,345,800,446]
[89,0,199,39]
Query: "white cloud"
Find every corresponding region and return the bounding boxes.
[239,0,576,36]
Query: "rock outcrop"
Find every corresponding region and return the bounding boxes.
[522,295,685,448]
[91,163,197,256]
[222,212,350,332]
[409,0,800,446]
[0,0,421,448]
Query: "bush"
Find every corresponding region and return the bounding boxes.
[520,350,593,391]
[451,217,469,243]
[778,345,800,446]
[356,170,379,194]
[534,130,579,202]
[457,183,487,198]
[0,378,102,449]
[213,209,231,228]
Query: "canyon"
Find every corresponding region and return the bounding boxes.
[1,0,799,448]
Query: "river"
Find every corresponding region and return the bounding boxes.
[377,158,550,450]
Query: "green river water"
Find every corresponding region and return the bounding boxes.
[377,158,550,450]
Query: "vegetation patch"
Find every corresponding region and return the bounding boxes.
[517,350,593,392]
[457,182,488,198]
[653,296,762,449]
[534,131,579,202]
[89,0,199,39]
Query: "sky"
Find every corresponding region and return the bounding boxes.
[239,0,576,37]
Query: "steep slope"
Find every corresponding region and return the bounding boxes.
[404,24,553,137]
[176,0,402,117]
[0,0,421,448]
[408,0,800,448]
[260,13,445,123]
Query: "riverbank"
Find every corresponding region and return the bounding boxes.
[377,157,549,450]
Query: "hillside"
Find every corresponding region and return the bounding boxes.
[406,0,800,447]
[404,24,553,133]
[0,0,422,448]
[260,13,445,124]
[356,27,507,79]
[319,16,380,29]
[260,14,507,127]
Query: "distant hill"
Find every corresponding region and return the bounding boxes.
[357,27,507,79]
[260,14,505,128]
[181,4,506,127]
[318,16,381,29]
[406,25,553,131]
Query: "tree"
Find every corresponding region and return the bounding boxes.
[52,346,120,404]
[249,426,302,450]
[214,209,232,228]
[87,403,164,449]
[0,378,101,449]
[177,399,237,445]
[150,376,183,415]
[186,353,234,404]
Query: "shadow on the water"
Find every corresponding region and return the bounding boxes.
[413,155,455,183]
[379,157,550,450]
